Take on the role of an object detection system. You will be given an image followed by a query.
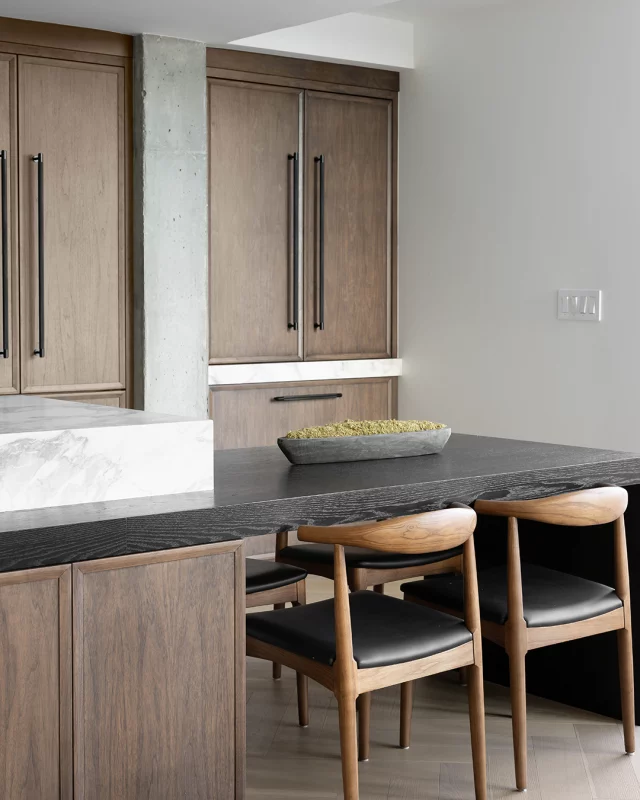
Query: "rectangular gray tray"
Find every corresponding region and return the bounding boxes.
[277,427,451,465]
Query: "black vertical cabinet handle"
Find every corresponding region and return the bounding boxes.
[288,153,299,331]
[314,155,325,331]
[32,154,45,358]
[0,150,8,358]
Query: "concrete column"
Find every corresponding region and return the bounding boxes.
[133,35,209,419]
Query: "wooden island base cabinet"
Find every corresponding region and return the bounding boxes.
[0,543,246,800]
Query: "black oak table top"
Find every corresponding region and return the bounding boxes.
[2,433,640,572]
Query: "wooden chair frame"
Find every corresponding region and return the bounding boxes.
[246,566,309,726]
[248,508,488,800]
[406,486,634,793]
[275,530,462,593]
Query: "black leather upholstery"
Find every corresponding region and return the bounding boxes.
[278,543,463,571]
[245,558,307,595]
[402,563,622,628]
[246,590,472,669]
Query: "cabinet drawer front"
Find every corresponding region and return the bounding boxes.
[211,378,393,450]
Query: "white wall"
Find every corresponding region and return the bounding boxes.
[231,12,413,69]
[399,0,640,452]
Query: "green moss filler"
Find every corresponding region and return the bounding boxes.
[285,419,447,440]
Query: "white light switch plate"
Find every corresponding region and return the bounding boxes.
[557,290,602,322]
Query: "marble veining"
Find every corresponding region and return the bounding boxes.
[0,395,190,434]
[0,397,214,513]
[208,358,403,386]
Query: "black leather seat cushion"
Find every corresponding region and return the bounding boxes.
[246,590,472,669]
[246,558,307,595]
[402,563,622,628]
[278,543,463,570]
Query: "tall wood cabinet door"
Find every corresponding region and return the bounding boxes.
[304,91,392,360]
[73,543,245,800]
[0,565,72,800]
[0,55,19,395]
[209,80,302,364]
[18,57,127,394]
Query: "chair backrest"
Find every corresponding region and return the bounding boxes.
[475,485,630,628]
[297,506,477,553]
[298,507,480,683]
[474,486,628,527]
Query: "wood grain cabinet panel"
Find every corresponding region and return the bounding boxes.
[18,56,127,394]
[73,543,245,800]
[304,91,392,360]
[39,390,126,407]
[0,54,19,395]
[209,79,302,364]
[0,566,72,800]
[211,378,394,450]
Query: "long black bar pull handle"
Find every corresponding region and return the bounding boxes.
[32,154,44,358]
[272,393,342,403]
[0,151,8,358]
[288,153,300,331]
[314,155,325,331]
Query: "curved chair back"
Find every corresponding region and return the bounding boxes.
[297,506,477,553]
[475,486,628,527]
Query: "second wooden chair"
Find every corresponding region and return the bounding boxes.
[402,486,634,792]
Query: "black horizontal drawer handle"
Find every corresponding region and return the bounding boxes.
[272,393,343,402]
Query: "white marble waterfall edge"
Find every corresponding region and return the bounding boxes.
[0,398,213,513]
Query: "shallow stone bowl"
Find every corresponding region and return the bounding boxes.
[277,427,452,465]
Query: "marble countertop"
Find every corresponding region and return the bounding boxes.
[0,395,192,434]
[1,433,640,572]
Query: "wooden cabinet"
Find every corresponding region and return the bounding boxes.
[211,378,395,450]
[19,57,127,395]
[207,55,397,366]
[304,92,392,360]
[0,54,19,395]
[209,81,302,363]
[0,29,130,406]
[0,543,245,800]
[73,543,245,800]
[0,565,72,800]
[39,390,126,407]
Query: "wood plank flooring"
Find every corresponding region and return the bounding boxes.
[247,574,640,799]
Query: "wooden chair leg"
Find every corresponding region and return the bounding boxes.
[618,626,635,753]
[338,693,360,800]
[297,672,309,727]
[509,648,528,791]
[468,662,488,800]
[272,602,286,679]
[373,584,384,594]
[459,666,468,686]
[400,681,413,749]
[357,692,371,761]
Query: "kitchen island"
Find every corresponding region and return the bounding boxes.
[2,433,640,799]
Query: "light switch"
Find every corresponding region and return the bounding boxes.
[557,290,601,322]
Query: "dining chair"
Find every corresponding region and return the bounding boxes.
[402,486,634,792]
[246,558,309,726]
[247,507,487,800]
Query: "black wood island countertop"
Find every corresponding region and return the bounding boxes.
[2,433,640,573]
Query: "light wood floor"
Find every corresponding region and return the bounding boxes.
[247,574,640,800]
